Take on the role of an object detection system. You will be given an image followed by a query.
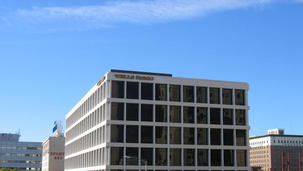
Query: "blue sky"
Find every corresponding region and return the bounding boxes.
[0,0,303,142]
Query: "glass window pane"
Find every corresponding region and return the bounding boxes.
[156,126,167,144]
[155,148,167,166]
[183,106,195,123]
[170,106,181,123]
[211,149,221,166]
[111,147,124,165]
[223,109,233,125]
[127,82,139,99]
[210,129,221,145]
[236,150,247,166]
[224,150,234,166]
[170,148,181,166]
[184,149,195,166]
[210,88,220,104]
[111,103,124,120]
[236,109,246,126]
[196,87,207,103]
[111,81,124,98]
[183,128,195,145]
[126,103,139,121]
[197,128,208,145]
[235,89,245,105]
[197,149,208,166]
[169,85,181,101]
[156,84,167,101]
[223,129,234,146]
[197,107,208,124]
[156,105,167,122]
[236,130,246,146]
[223,89,233,105]
[141,104,153,122]
[111,125,124,143]
[141,148,153,165]
[126,125,138,143]
[210,108,221,125]
[170,127,181,144]
[141,126,153,143]
[183,86,194,102]
[126,147,138,165]
[141,83,153,100]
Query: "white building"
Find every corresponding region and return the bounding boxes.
[65,69,250,171]
[0,133,42,170]
[42,121,65,171]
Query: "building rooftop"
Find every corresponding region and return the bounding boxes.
[110,69,172,77]
[0,133,20,142]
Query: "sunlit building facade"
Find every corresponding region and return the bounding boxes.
[65,69,250,171]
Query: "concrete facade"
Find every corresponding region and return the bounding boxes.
[65,69,250,171]
[42,136,65,171]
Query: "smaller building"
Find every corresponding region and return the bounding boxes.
[249,129,303,171]
[0,133,42,171]
[42,121,65,171]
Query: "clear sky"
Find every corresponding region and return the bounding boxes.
[0,0,302,142]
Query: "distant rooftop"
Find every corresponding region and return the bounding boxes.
[0,133,20,142]
[249,129,303,139]
[110,69,172,77]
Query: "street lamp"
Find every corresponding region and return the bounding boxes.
[124,155,148,171]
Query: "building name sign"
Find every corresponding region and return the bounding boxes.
[96,76,106,86]
[50,152,64,160]
[115,74,154,81]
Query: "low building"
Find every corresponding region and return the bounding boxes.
[0,133,42,170]
[42,121,65,171]
[249,129,303,171]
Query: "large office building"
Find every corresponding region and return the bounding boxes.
[42,121,65,171]
[65,69,250,171]
[249,129,303,171]
[0,133,42,170]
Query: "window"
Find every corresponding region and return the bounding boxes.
[197,107,208,124]
[111,103,124,120]
[197,128,208,145]
[184,149,195,166]
[141,148,153,165]
[141,104,153,122]
[235,89,245,105]
[126,147,138,165]
[170,148,181,166]
[223,89,233,105]
[126,125,138,143]
[236,109,246,125]
[170,106,181,123]
[210,88,220,104]
[210,129,221,145]
[111,125,124,143]
[236,130,246,146]
[156,84,167,101]
[127,82,139,99]
[183,86,194,102]
[224,150,234,166]
[155,148,167,166]
[211,149,221,166]
[196,87,207,103]
[210,108,221,125]
[170,127,181,144]
[111,81,124,98]
[169,85,181,101]
[197,149,208,166]
[184,128,195,145]
[111,147,124,165]
[223,109,233,125]
[156,126,167,144]
[236,150,247,166]
[141,83,153,100]
[156,105,167,122]
[141,126,153,143]
[126,103,138,121]
[183,106,195,123]
[223,129,234,146]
